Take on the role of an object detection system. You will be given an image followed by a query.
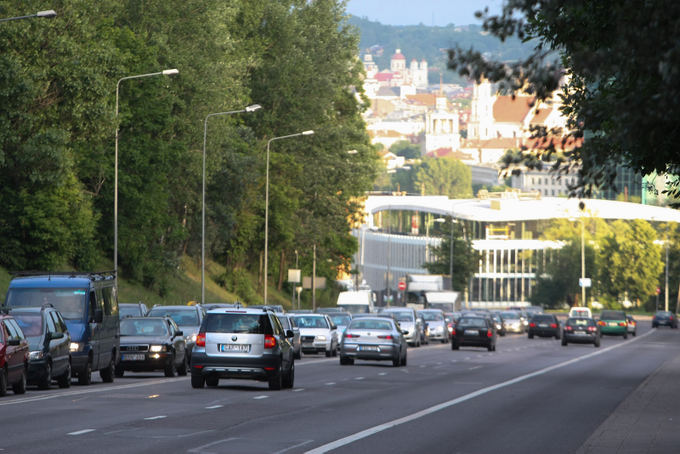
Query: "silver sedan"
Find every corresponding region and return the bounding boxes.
[339,316,407,367]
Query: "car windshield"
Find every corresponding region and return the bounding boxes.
[6,288,87,320]
[567,318,594,326]
[420,312,444,321]
[501,311,520,320]
[292,316,329,329]
[385,311,413,322]
[329,314,351,326]
[119,305,142,317]
[600,310,625,320]
[120,319,168,336]
[349,319,393,330]
[205,313,270,334]
[12,313,43,337]
[458,317,486,328]
[148,308,199,326]
[278,316,291,330]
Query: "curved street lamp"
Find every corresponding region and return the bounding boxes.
[114,69,179,289]
[264,130,314,304]
[0,10,57,23]
[201,104,262,305]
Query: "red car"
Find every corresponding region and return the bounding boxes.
[0,314,29,396]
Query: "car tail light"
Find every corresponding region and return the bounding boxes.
[565,326,573,332]
[196,332,206,347]
[587,326,596,332]
[529,322,536,328]
[264,334,277,349]
[451,329,456,336]
[344,333,360,338]
[378,335,393,340]
[630,321,636,326]
[618,322,627,327]
[550,323,557,329]
[598,321,606,326]
[486,330,493,337]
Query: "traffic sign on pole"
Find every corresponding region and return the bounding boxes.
[398,281,406,291]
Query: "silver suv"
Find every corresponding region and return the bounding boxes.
[190,308,295,390]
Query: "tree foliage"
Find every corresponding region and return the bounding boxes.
[415,157,472,198]
[424,220,477,292]
[447,1,680,200]
[0,0,376,300]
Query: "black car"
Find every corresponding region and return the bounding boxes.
[116,316,188,377]
[652,310,678,329]
[491,312,506,336]
[11,306,72,389]
[451,316,497,351]
[528,314,561,339]
[562,317,600,347]
[147,305,205,361]
[119,302,149,318]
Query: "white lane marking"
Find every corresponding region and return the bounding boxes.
[355,377,364,380]
[253,395,269,400]
[468,366,482,371]
[188,437,239,453]
[273,440,315,454]
[378,372,387,376]
[294,388,305,392]
[205,405,223,409]
[325,382,336,386]
[67,429,95,436]
[144,415,167,420]
[305,329,654,454]
[464,357,471,360]
[0,376,186,407]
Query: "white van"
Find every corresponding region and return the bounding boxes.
[336,290,374,314]
[568,307,592,319]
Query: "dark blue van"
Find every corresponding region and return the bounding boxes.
[4,272,119,385]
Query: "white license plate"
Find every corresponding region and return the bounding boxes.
[464,330,479,336]
[608,322,618,326]
[539,324,549,328]
[122,354,145,361]
[220,344,250,353]
[358,345,379,352]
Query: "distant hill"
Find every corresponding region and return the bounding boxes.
[348,15,534,85]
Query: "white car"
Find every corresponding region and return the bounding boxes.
[291,313,338,357]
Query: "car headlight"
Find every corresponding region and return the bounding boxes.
[190,333,197,343]
[29,350,44,360]
[149,345,165,352]
[316,335,327,341]
[70,342,83,352]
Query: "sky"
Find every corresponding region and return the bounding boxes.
[344,0,504,27]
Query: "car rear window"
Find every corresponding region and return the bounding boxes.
[204,313,272,334]
[292,316,329,329]
[600,311,625,320]
[531,315,554,323]
[458,317,487,328]
[349,319,393,331]
[12,313,43,336]
[148,308,199,326]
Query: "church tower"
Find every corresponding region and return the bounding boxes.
[468,79,494,140]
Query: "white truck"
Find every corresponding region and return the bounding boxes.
[424,291,461,312]
[336,290,375,314]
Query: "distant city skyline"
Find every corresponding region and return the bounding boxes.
[345,0,504,27]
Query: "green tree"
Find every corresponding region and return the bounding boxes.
[447,1,680,200]
[415,157,472,197]
[390,140,420,159]
[598,220,663,307]
[424,220,477,291]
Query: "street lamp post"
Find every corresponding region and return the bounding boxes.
[0,10,57,23]
[263,130,314,304]
[114,69,179,289]
[201,104,262,305]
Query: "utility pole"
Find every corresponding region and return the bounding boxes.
[312,244,317,311]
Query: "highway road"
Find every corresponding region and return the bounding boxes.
[1,322,677,454]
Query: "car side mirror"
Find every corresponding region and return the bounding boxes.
[8,338,20,346]
[286,329,295,338]
[93,309,103,324]
[175,330,184,337]
[48,332,64,340]
[402,330,409,335]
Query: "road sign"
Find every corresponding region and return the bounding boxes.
[398,281,406,291]
[579,278,591,288]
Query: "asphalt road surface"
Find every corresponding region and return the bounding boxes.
[1,321,677,454]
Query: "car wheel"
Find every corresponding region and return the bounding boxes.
[561,338,567,346]
[487,344,494,352]
[164,354,177,377]
[57,361,72,388]
[594,338,601,348]
[38,362,52,390]
[528,333,534,339]
[78,360,92,386]
[0,366,7,397]
[282,362,295,389]
[340,356,353,365]
[114,363,124,378]
[332,343,338,357]
[401,352,407,366]
[206,375,219,387]
[392,355,401,367]
[325,349,332,358]
[191,374,205,389]
[294,350,301,360]
[623,332,628,340]
[652,323,658,328]
[100,356,115,383]
[12,367,26,394]
[177,353,188,376]
[268,365,282,390]
[451,342,459,351]
[633,330,636,337]
[555,332,561,340]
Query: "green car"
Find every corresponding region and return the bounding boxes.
[598,310,628,338]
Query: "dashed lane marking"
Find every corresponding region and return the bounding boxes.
[67,429,95,436]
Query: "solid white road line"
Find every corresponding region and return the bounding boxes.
[67,429,95,436]
[253,395,269,400]
[205,405,223,409]
[144,415,167,420]
[305,329,655,454]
